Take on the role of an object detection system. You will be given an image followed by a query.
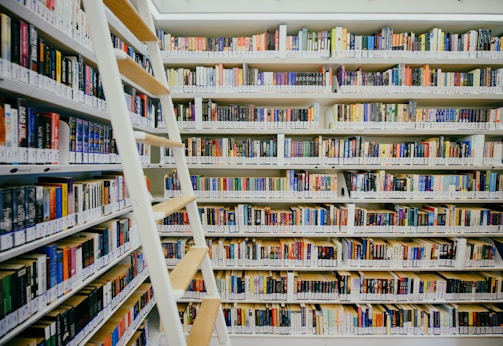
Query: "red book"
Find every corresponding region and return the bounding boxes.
[38,112,60,164]
[19,19,29,69]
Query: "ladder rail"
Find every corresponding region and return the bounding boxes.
[82,0,186,345]
[136,2,231,344]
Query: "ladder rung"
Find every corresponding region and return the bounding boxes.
[114,49,170,96]
[170,247,208,294]
[186,297,221,346]
[152,196,195,220]
[134,131,183,148]
[103,0,157,42]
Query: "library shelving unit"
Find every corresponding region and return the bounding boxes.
[152,5,503,346]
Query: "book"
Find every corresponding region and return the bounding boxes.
[16,97,28,163]
[10,16,20,63]
[38,112,60,164]
[38,176,75,222]
[0,261,27,314]
[0,13,11,62]
[19,19,29,70]
[39,243,58,302]
[28,24,38,73]
[0,186,13,251]
[0,101,6,152]
[12,185,27,246]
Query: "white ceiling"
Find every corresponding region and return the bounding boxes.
[149,0,503,36]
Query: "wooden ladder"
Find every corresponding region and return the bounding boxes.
[81,0,231,345]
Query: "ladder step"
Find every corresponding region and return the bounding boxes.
[134,131,183,148]
[186,297,221,346]
[114,49,170,96]
[152,195,195,220]
[169,246,208,296]
[103,0,157,42]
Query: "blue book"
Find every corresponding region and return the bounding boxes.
[39,243,57,290]
[55,249,63,287]
[54,186,62,219]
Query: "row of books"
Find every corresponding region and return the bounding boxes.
[182,270,503,302]
[0,99,60,164]
[158,25,503,58]
[180,302,503,335]
[0,11,102,99]
[174,100,503,131]
[0,10,164,131]
[0,242,144,341]
[175,99,321,130]
[164,170,339,199]
[13,0,93,51]
[85,283,154,346]
[326,102,503,130]
[163,237,503,269]
[345,170,503,199]
[0,174,131,252]
[159,134,501,166]
[156,203,503,235]
[166,64,334,93]
[336,64,503,90]
[125,321,149,346]
[110,32,152,78]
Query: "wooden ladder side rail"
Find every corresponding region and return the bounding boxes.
[135,1,232,345]
[82,0,187,345]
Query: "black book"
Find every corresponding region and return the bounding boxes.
[29,23,38,72]
[10,17,20,65]
[12,185,26,245]
[0,261,26,312]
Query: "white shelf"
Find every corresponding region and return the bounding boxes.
[0,207,133,262]
[156,197,502,204]
[177,128,503,136]
[204,335,503,346]
[0,77,109,119]
[0,163,124,176]
[155,163,503,171]
[1,1,95,60]
[205,265,503,272]
[170,92,503,107]
[163,56,503,68]
[0,244,141,345]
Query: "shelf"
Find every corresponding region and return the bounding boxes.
[163,56,503,70]
[202,335,503,346]
[182,298,503,305]
[0,207,133,262]
[156,197,503,204]
[0,77,109,121]
[206,265,503,272]
[1,1,95,60]
[154,163,503,171]
[177,128,503,136]
[177,232,503,239]
[78,269,153,346]
[0,164,124,176]
[0,244,141,345]
[170,91,503,107]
